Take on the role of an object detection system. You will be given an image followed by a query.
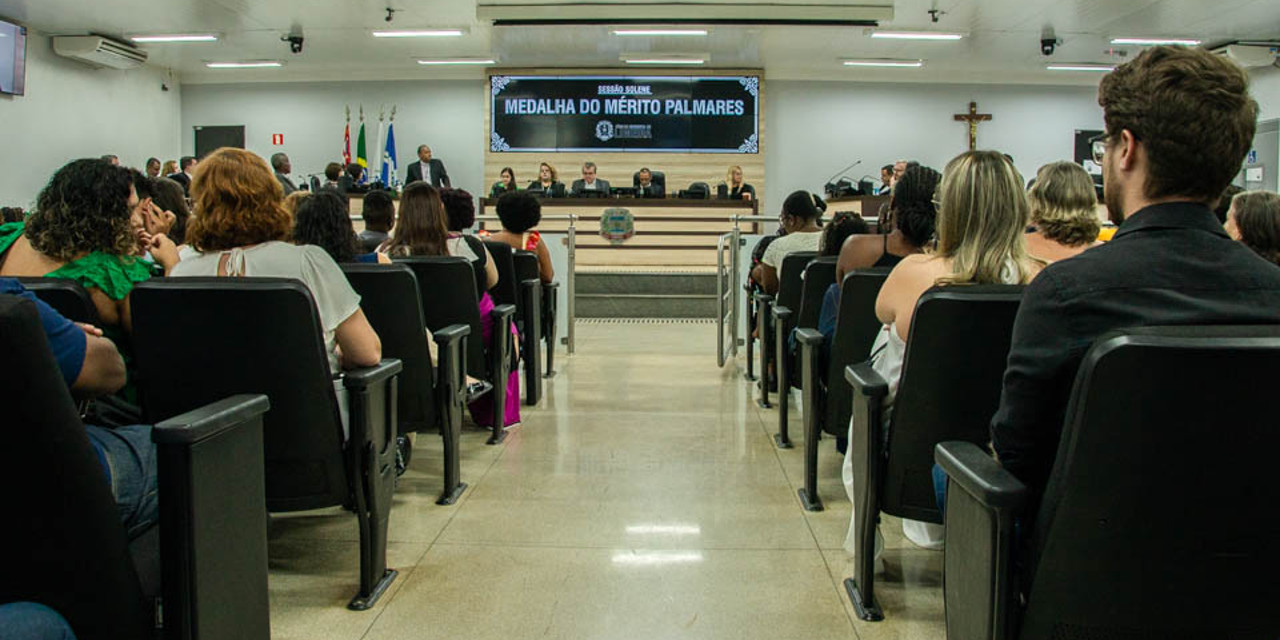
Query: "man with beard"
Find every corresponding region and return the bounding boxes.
[988,45,1280,512]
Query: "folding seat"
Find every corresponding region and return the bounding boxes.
[771,255,836,447]
[485,240,543,405]
[754,250,817,409]
[842,285,1024,621]
[513,249,558,380]
[341,263,470,505]
[936,325,1280,639]
[15,276,100,324]
[0,293,272,639]
[130,278,402,610]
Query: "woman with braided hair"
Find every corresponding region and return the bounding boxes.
[836,164,941,283]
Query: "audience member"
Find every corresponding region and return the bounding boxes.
[528,162,565,197]
[294,189,388,265]
[488,191,555,282]
[145,157,162,178]
[837,165,941,282]
[161,160,178,177]
[845,150,1043,553]
[168,156,197,195]
[1225,190,1280,266]
[150,176,191,246]
[101,154,119,166]
[1,206,23,224]
[359,189,395,253]
[1024,161,1103,263]
[990,46,1280,527]
[173,148,381,385]
[271,152,298,195]
[283,190,310,221]
[821,212,871,257]
[570,161,610,197]
[753,191,824,294]
[721,165,756,201]
[439,187,478,236]
[1213,184,1245,223]
[491,166,518,198]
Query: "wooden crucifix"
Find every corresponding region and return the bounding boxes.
[954,101,992,150]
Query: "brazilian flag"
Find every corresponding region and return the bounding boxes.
[355,121,368,183]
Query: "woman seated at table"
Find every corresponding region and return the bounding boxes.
[1024,161,1102,263]
[293,189,391,265]
[720,165,756,201]
[843,150,1044,554]
[490,166,519,198]
[526,162,565,197]
[484,192,555,283]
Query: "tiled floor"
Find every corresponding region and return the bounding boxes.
[265,322,944,639]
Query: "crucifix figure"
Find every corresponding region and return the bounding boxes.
[954,101,992,151]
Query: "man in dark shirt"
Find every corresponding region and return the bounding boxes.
[990,46,1280,507]
[358,189,395,253]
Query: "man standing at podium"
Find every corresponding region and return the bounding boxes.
[406,144,450,188]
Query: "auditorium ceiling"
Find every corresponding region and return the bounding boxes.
[0,0,1275,85]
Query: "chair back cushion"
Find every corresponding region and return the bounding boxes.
[15,276,101,324]
[822,268,892,436]
[483,240,520,309]
[796,257,837,330]
[394,257,488,379]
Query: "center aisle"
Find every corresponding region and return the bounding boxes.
[265,322,942,640]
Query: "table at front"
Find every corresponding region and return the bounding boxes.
[478,197,760,268]
[826,194,890,220]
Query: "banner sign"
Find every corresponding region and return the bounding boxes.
[490,75,760,154]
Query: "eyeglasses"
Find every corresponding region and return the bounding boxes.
[1089,133,1109,165]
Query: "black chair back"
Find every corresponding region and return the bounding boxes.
[483,240,520,310]
[395,256,487,380]
[776,250,817,323]
[131,278,348,512]
[15,276,100,324]
[1017,325,1280,638]
[822,268,891,436]
[883,285,1024,522]
[342,263,437,433]
[796,257,837,331]
[0,295,150,640]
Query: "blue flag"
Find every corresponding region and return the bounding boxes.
[380,122,398,188]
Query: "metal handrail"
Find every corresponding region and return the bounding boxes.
[716,226,744,367]
[474,214,578,355]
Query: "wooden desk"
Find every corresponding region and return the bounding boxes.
[478,197,760,268]
[826,194,890,219]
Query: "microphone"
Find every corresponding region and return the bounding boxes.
[824,159,862,198]
[824,159,862,187]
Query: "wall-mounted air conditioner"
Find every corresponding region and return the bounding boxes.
[53,35,149,70]
[1209,43,1279,69]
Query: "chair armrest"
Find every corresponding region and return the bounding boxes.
[153,394,271,445]
[543,281,560,290]
[433,323,471,345]
[520,278,541,290]
[934,441,1027,511]
[755,293,774,305]
[796,328,824,347]
[341,359,404,391]
[845,362,889,400]
[492,303,517,323]
[771,304,792,322]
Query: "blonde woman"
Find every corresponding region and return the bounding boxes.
[843,150,1043,553]
[722,165,755,201]
[1025,161,1102,262]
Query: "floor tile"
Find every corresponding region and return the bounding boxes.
[822,548,944,639]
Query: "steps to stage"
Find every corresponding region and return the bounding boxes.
[576,268,717,319]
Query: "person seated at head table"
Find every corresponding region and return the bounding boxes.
[340,163,368,195]
[171,147,382,381]
[837,164,941,283]
[1024,161,1103,264]
[483,191,555,283]
[876,164,894,195]
[294,189,391,265]
[570,161,610,197]
[635,167,664,199]
[358,190,396,253]
[491,166,519,198]
[751,190,824,294]
[527,162,565,197]
[323,162,343,191]
[720,165,756,201]
[1224,190,1280,266]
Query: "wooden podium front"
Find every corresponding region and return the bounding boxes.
[826,194,890,219]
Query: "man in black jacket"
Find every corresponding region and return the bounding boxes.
[405,144,450,188]
[990,45,1280,508]
[166,156,197,195]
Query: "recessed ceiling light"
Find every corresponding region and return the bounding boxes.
[205,61,283,69]
[372,29,466,38]
[1110,37,1201,46]
[842,59,924,68]
[1046,63,1115,72]
[416,58,496,65]
[131,34,218,43]
[871,31,964,41]
[620,54,707,65]
[612,29,708,37]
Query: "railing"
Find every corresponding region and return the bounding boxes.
[716,215,787,367]
[474,214,578,355]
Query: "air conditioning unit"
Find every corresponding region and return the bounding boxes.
[1209,43,1278,69]
[53,35,149,70]
[476,2,893,26]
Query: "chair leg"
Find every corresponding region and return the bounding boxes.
[348,384,399,611]
[437,385,467,506]
[847,479,883,621]
[542,289,557,379]
[798,404,823,511]
[774,315,792,448]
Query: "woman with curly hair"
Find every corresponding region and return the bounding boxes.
[484,191,554,282]
[173,148,381,383]
[1025,161,1102,263]
[836,164,941,282]
[293,189,391,264]
[0,158,179,334]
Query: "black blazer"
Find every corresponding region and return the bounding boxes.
[570,178,611,197]
[717,182,755,200]
[405,159,450,188]
[636,183,665,199]
[275,172,297,195]
[527,181,566,198]
[990,202,1280,505]
[167,172,191,195]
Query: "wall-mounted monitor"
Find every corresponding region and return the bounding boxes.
[490,75,760,153]
[0,18,27,96]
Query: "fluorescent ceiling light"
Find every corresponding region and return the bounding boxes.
[621,55,706,65]
[612,29,708,37]
[416,58,496,65]
[871,31,963,41]
[205,61,283,69]
[373,29,466,38]
[1047,64,1115,72]
[131,34,218,43]
[1110,37,1201,46]
[842,59,923,68]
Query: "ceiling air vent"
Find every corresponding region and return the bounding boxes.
[53,35,149,70]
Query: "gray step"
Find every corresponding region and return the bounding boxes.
[576,294,717,318]
[576,271,718,296]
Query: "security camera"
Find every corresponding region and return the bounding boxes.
[1040,26,1060,56]
[285,35,304,53]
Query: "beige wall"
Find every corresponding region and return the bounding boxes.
[483,68,766,203]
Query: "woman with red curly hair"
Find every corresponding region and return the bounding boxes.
[173,148,381,387]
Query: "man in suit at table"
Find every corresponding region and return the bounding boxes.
[570,161,610,197]
[405,144,450,188]
[635,167,664,199]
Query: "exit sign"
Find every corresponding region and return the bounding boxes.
[271,133,284,145]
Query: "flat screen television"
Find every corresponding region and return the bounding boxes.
[0,18,26,96]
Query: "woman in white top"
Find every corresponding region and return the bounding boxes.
[172,147,381,376]
[752,190,825,294]
[844,151,1043,553]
